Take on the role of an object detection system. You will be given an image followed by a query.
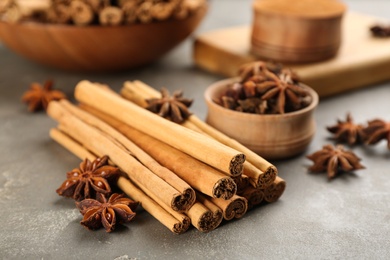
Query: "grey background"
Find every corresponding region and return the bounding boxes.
[1,0,389,259]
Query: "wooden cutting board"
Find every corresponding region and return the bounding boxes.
[193,12,390,97]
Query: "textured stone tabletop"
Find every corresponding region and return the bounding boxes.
[1,1,389,259]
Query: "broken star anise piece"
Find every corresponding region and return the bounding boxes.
[363,119,390,149]
[370,25,390,38]
[21,80,66,112]
[56,155,120,201]
[145,87,193,123]
[327,113,365,145]
[307,144,365,180]
[76,193,139,232]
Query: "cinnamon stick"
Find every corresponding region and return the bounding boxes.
[47,101,193,213]
[81,104,237,200]
[241,186,264,210]
[121,166,191,232]
[122,1,138,24]
[121,80,276,188]
[150,2,173,21]
[209,195,248,221]
[70,0,94,26]
[185,200,222,232]
[136,1,152,23]
[47,3,71,24]
[118,177,189,234]
[50,127,190,234]
[232,175,250,195]
[74,80,245,177]
[99,6,123,26]
[263,176,286,203]
[130,166,222,233]
[59,100,195,207]
[50,128,96,162]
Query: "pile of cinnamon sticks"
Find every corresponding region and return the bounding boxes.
[47,80,285,234]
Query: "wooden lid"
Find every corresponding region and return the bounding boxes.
[253,0,346,19]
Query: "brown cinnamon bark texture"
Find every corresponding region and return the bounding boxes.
[59,100,195,208]
[185,201,222,232]
[241,186,264,210]
[81,104,237,200]
[70,0,94,25]
[50,128,189,234]
[47,101,193,213]
[121,80,277,188]
[75,80,245,177]
[210,195,248,221]
[232,175,250,195]
[118,177,190,234]
[263,176,286,203]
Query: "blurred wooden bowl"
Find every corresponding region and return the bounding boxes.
[205,78,319,160]
[0,7,206,72]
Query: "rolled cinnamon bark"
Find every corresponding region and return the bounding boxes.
[136,1,153,23]
[241,186,264,210]
[118,177,190,234]
[81,104,237,200]
[70,0,94,26]
[210,195,248,221]
[75,80,245,177]
[232,175,250,195]
[47,101,193,213]
[50,128,97,162]
[186,200,222,233]
[59,100,195,208]
[99,6,123,25]
[121,169,191,232]
[50,128,190,234]
[185,115,278,188]
[263,176,286,203]
[121,80,276,188]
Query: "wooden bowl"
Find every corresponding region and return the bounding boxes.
[251,0,346,63]
[0,7,206,72]
[204,78,319,160]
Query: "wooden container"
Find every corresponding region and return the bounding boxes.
[251,0,346,63]
[204,78,319,160]
[0,7,206,72]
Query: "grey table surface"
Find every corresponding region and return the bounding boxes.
[1,0,390,259]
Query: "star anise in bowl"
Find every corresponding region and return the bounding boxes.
[307,144,365,180]
[327,113,365,145]
[218,61,312,114]
[21,80,66,112]
[204,66,319,159]
[145,87,193,123]
[76,193,139,232]
[56,155,120,201]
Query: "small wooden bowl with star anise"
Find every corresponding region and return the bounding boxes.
[204,62,319,160]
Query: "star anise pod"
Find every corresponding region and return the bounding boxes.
[327,113,365,145]
[76,193,138,232]
[145,87,193,123]
[21,80,66,112]
[56,156,120,201]
[370,25,390,37]
[255,67,309,114]
[307,144,365,179]
[363,119,390,149]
